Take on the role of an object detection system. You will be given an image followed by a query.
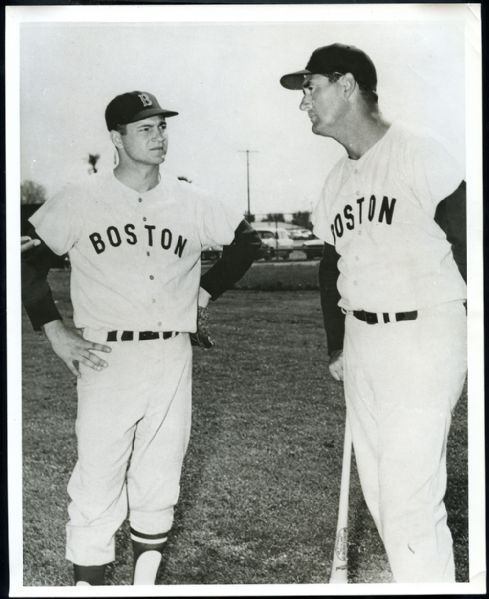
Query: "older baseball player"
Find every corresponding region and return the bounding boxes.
[280,44,467,582]
[22,90,261,586]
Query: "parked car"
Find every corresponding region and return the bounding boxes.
[288,228,317,248]
[302,237,324,260]
[254,226,295,260]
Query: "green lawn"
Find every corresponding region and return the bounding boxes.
[21,268,468,586]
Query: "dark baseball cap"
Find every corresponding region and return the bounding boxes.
[280,43,377,91]
[105,91,178,131]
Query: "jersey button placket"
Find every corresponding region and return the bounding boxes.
[347,162,360,198]
[140,198,151,266]
[139,193,158,321]
[351,166,363,236]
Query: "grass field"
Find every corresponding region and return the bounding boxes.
[21,267,468,586]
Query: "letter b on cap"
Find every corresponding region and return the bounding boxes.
[138,93,153,107]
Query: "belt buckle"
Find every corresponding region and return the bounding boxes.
[365,311,378,325]
[395,310,418,322]
[139,331,160,341]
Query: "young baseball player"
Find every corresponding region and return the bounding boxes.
[280,44,467,582]
[22,90,262,586]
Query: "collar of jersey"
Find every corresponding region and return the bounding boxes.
[346,122,395,168]
[107,169,171,201]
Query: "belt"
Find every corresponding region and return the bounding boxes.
[106,330,179,342]
[352,310,418,324]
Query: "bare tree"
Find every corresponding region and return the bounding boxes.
[21,180,47,205]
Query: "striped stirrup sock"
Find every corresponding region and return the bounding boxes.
[131,527,169,585]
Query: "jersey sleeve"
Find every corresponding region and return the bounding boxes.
[29,185,84,255]
[409,135,465,212]
[311,177,336,245]
[197,194,243,248]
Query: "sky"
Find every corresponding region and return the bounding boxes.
[15,4,469,218]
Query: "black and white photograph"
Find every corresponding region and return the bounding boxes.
[6,3,485,595]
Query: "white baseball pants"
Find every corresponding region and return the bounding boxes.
[343,301,467,582]
[66,330,192,566]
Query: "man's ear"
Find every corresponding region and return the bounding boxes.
[110,129,123,149]
[340,73,357,100]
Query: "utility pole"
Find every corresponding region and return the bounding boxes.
[238,149,258,219]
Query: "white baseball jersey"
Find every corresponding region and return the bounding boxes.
[312,123,466,312]
[30,171,241,331]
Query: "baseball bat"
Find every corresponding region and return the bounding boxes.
[329,418,352,583]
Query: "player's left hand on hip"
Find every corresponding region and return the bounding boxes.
[328,349,344,382]
[43,319,111,377]
[190,306,215,349]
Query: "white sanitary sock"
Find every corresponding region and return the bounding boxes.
[133,550,163,585]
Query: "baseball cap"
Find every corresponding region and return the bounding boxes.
[280,43,377,91]
[105,91,178,130]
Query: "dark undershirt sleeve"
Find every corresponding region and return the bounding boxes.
[318,242,345,356]
[21,225,63,330]
[200,220,262,300]
[433,180,467,283]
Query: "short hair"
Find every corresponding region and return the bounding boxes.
[325,72,343,84]
[114,123,127,135]
[358,86,378,107]
[325,72,379,108]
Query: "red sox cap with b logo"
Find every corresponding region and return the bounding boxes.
[105,91,179,131]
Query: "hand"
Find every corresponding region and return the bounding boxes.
[190,306,214,349]
[21,236,41,253]
[43,320,112,377]
[197,286,211,309]
[328,349,344,382]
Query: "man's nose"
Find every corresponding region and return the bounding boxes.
[300,95,310,111]
[153,129,166,141]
